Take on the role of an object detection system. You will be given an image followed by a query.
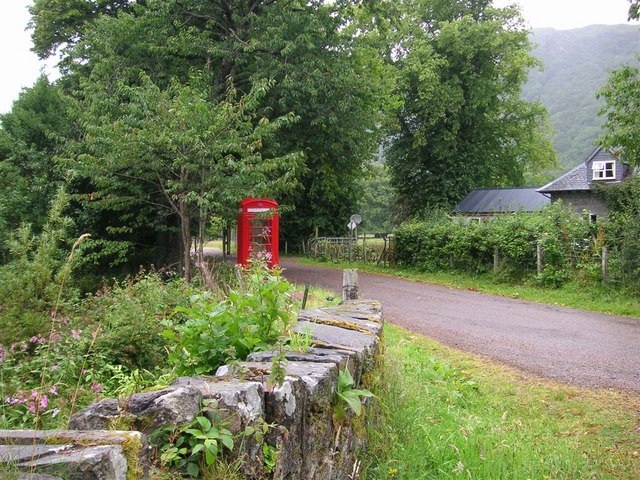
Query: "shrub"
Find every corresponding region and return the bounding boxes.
[163,260,295,376]
[81,271,191,371]
[0,189,85,343]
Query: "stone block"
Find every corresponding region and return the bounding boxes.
[68,387,202,434]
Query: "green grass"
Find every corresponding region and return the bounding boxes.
[362,324,640,479]
[298,258,640,319]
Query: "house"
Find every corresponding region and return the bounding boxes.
[537,146,630,220]
[454,187,550,221]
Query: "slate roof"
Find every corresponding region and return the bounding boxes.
[455,187,550,214]
[537,162,589,193]
[538,146,622,193]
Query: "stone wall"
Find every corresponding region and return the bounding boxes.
[0,299,383,479]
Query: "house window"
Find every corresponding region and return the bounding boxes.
[592,161,615,180]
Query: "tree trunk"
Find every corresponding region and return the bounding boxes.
[179,197,192,282]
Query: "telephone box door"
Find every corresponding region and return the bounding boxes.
[237,198,279,267]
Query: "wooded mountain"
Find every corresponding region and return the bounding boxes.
[523,24,639,171]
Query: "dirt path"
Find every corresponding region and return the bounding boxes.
[280,258,640,393]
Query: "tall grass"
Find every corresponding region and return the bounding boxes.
[362,325,640,479]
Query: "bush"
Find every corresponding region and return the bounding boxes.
[394,203,601,287]
[0,189,84,343]
[81,271,191,371]
[163,260,295,376]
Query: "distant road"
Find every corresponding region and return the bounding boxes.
[280,258,640,393]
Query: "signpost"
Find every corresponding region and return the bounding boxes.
[347,214,362,263]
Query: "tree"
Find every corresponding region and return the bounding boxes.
[598,64,640,166]
[0,76,75,261]
[597,0,640,166]
[29,0,395,250]
[386,0,555,217]
[72,72,301,281]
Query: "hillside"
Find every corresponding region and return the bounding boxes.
[523,24,639,171]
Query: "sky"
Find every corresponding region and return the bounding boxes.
[0,0,638,114]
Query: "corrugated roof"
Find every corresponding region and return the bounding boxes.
[455,188,550,214]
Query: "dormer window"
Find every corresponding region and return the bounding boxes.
[592,161,615,180]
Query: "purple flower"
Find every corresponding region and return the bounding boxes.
[71,330,81,340]
[40,394,48,409]
[50,364,60,371]
[30,390,38,400]
[28,401,36,414]
[50,333,61,342]
[51,310,57,318]
[49,385,59,396]
[91,382,104,396]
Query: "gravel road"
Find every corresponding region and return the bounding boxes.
[280,258,640,393]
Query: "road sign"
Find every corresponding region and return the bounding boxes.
[348,221,357,231]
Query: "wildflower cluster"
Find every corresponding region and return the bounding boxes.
[0,314,104,429]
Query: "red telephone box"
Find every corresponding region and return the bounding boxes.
[237,198,279,267]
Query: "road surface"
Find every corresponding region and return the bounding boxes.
[280,258,640,393]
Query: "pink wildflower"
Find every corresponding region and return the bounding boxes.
[51,310,57,318]
[50,333,61,342]
[39,394,48,409]
[71,330,81,340]
[49,385,59,396]
[31,390,38,400]
[28,401,36,414]
[50,364,60,371]
[91,382,104,396]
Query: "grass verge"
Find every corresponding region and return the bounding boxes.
[362,324,640,479]
[297,257,640,319]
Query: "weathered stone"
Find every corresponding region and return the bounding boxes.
[68,387,202,433]
[0,444,72,463]
[18,445,127,480]
[171,377,266,478]
[293,320,379,373]
[18,475,64,480]
[298,307,383,336]
[0,429,150,480]
[217,361,338,479]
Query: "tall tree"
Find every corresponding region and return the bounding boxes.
[597,0,640,166]
[386,0,555,217]
[30,0,394,251]
[0,76,75,260]
[71,72,301,281]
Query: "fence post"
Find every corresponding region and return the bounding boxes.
[536,241,543,275]
[363,232,367,263]
[493,248,499,274]
[343,269,359,301]
[602,246,608,285]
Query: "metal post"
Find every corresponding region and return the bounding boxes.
[493,248,499,274]
[602,246,608,285]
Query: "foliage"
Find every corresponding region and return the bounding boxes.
[598,62,640,167]
[598,176,640,292]
[0,76,74,261]
[362,324,640,479]
[163,260,295,376]
[387,0,556,216]
[0,189,84,343]
[151,400,235,478]
[0,314,102,430]
[72,70,301,280]
[81,272,190,371]
[394,203,598,287]
[357,164,397,234]
[334,368,375,422]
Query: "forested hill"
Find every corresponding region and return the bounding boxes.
[522,24,639,170]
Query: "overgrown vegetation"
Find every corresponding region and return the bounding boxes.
[393,201,640,292]
[363,324,640,479]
